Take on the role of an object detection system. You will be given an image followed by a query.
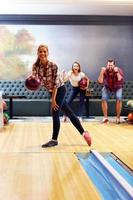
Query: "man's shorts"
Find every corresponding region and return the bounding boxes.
[102,86,123,101]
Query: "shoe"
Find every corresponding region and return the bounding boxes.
[116,118,120,124]
[79,117,83,122]
[63,116,67,122]
[102,118,109,123]
[41,140,58,148]
[83,131,92,146]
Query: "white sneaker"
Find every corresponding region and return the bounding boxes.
[102,118,109,123]
[62,116,67,122]
[79,117,83,122]
[116,118,120,124]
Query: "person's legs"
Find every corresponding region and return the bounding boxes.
[62,101,84,134]
[101,87,110,123]
[67,87,78,104]
[79,89,86,119]
[42,85,92,147]
[42,86,66,147]
[102,100,108,119]
[63,87,78,122]
[115,88,123,123]
[62,101,92,146]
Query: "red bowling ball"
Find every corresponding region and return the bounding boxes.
[25,75,41,91]
[79,77,88,89]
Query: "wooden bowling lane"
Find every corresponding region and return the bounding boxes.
[1,121,133,154]
[0,120,133,199]
[0,152,101,200]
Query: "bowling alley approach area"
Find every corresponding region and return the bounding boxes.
[0,1,133,199]
[0,116,132,200]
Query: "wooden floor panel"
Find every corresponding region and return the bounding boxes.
[0,120,133,200]
[0,153,101,200]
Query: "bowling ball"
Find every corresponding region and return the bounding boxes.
[3,112,9,125]
[127,100,133,108]
[128,113,133,122]
[25,75,41,91]
[79,78,88,90]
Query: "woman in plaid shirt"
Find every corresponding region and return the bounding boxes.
[32,44,92,148]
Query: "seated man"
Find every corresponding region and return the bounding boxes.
[98,59,124,124]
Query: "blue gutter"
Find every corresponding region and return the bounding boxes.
[78,150,133,200]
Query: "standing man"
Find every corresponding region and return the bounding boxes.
[98,59,124,124]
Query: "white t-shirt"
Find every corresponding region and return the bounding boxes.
[65,70,85,87]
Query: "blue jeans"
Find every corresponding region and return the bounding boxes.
[50,85,84,140]
[102,86,123,100]
[67,86,86,117]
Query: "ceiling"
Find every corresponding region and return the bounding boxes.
[0,0,133,16]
